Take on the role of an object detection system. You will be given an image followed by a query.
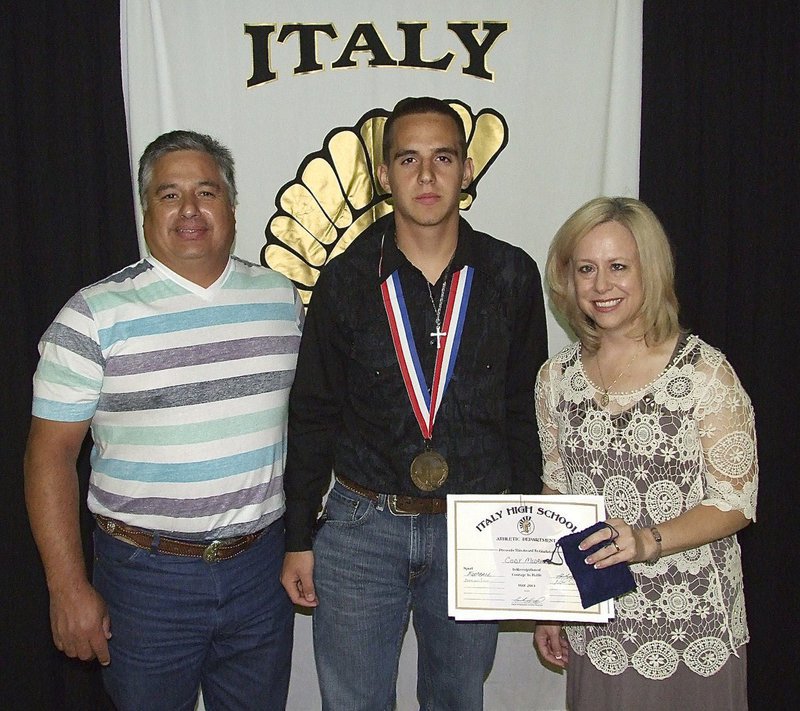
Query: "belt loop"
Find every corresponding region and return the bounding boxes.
[375,493,386,512]
[150,531,160,554]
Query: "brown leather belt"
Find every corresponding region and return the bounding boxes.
[336,475,447,515]
[95,515,265,563]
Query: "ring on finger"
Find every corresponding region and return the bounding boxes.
[611,541,621,553]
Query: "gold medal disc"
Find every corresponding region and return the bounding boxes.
[410,450,449,491]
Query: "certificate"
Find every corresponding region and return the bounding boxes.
[447,494,614,622]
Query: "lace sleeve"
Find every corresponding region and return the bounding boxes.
[535,360,570,493]
[696,352,758,520]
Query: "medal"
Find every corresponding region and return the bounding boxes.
[410,448,449,491]
[380,235,474,491]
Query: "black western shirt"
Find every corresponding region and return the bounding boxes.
[284,215,548,551]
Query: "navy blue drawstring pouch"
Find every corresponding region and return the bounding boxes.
[555,521,636,609]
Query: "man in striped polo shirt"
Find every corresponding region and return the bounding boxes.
[24,131,303,711]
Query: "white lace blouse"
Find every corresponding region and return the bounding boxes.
[535,334,758,679]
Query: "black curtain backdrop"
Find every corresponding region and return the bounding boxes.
[2,1,796,708]
[640,3,799,708]
[2,2,136,708]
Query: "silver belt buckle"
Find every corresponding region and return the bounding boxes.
[202,540,222,563]
[387,495,418,516]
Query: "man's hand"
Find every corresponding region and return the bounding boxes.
[24,416,107,662]
[50,580,112,665]
[281,550,318,607]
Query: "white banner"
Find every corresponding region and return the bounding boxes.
[121,2,642,708]
[122,0,642,355]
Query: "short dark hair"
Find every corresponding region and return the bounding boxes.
[381,97,468,163]
[138,130,237,210]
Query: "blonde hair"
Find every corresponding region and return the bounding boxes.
[546,197,680,352]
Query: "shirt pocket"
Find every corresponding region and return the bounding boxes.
[449,304,510,422]
[348,331,406,421]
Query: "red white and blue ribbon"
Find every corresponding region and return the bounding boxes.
[381,265,473,439]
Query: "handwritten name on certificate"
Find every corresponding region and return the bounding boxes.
[447,495,614,623]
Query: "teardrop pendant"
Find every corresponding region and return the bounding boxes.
[600,391,609,407]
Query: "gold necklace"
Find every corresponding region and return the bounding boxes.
[595,344,644,406]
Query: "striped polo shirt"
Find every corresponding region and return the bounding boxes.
[32,256,303,539]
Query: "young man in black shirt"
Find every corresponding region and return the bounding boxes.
[282,96,548,710]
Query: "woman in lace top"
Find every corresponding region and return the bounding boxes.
[533,197,758,710]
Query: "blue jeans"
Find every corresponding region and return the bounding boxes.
[93,519,293,711]
[312,483,498,711]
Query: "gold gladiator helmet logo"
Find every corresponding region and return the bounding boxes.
[262,100,508,303]
[517,515,535,536]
